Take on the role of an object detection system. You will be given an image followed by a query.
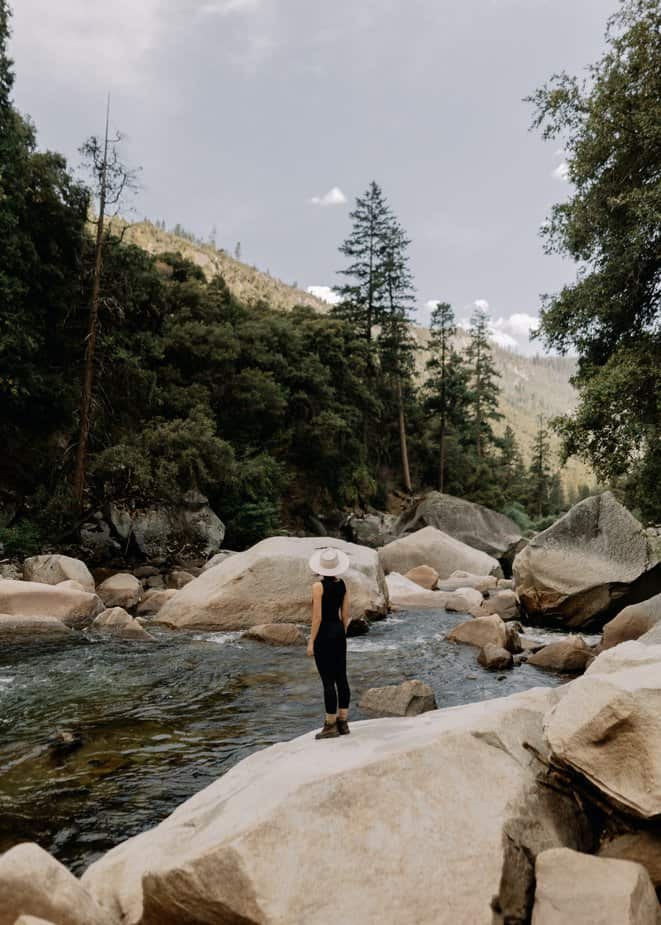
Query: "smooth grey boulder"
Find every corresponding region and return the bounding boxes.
[393,491,523,565]
[513,492,660,629]
[527,637,593,673]
[379,526,501,580]
[93,607,154,641]
[602,593,661,649]
[342,511,397,549]
[0,613,74,643]
[242,623,307,646]
[0,580,102,628]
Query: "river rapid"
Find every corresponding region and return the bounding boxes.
[0,608,591,874]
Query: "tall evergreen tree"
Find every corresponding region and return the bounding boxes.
[378,218,417,493]
[466,305,502,458]
[529,0,661,518]
[528,415,553,519]
[424,302,470,492]
[333,181,392,341]
[498,424,527,503]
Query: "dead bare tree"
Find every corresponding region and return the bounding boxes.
[73,96,139,508]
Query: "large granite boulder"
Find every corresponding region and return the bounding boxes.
[532,848,661,925]
[342,511,397,548]
[513,492,660,629]
[155,537,387,631]
[0,580,102,628]
[22,555,94,593]
[379,526,501,580]
[358,680,437,716]
[386,573,451,610]
[0,613,74,644]
[0,842,115,925]
[93,607,154,641]
[602,593,661,650]
[436,571,498,593]
[82,687,590,925]
[111,492,226,560]
[97,574,143,609]
[393,492,523,567]
[545,661,661,819]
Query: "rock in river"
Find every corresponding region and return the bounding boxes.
[0,613,74,644]
[242,623,307,646]
[0,579,102,628]
[22,554,95,592]
[513,492,660,629]
[81,686,590,925]
[602,592,661,650]
[97,573,143,610]
[155,536,387,631]
[93,607,154,641]
[379,526,501,580]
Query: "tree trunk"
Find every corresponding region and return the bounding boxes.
[73,103,109,508]
[439,417,446,493]
[397,378,412,494]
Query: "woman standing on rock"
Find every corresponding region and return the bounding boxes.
[307,547,352,740]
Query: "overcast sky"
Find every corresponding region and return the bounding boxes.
[10,0,617,353]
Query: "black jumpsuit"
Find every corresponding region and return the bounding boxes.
[313,576,351,715]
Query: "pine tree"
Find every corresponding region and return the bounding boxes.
[378,218,417,492]
[528,414,553,519]
[424,302,470,492]
[466,305,502,458]
[498,424,527,503]
[333,181,392,341]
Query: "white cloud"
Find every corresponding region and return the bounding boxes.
[489,330,519,350]
[493,312,540,338]
[552,161,570,182]
[307,285,341,305]
[200,0,263,14]
[473,298,489,312]
[308,186,347,207]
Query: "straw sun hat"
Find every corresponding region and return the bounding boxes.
[308,546,350,577]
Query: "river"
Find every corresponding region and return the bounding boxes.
[0,608,588,874]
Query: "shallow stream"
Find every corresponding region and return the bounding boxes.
[0,608,587,873]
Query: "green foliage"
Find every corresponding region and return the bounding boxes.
[0,521,42,556]
[529,0,661,519]
[501,502,533,533]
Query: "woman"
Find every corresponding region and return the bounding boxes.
[307,546,352,740]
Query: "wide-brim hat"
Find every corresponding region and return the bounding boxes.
[308,546,350,577]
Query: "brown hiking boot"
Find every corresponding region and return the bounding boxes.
[315,721,340,740]
[336,719,350,735]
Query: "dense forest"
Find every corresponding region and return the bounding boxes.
[0,0,658,557]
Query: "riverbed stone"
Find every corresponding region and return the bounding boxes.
[156,536,387,631]
[97,573,143,609]
[0,842,115,925]
[513,492,660,629]
[136,589,176,616]
[166,570,194,589]
[481,589,519,621]
[392,491,523,565]
[242,623,307,646]
[545,661,661,819]
[602,593,661,650]
[446,614,520,653]
[527,637,592,673]
[0,580,102,628]
[598,832,661,893]
[444,587,484,613]
[22,554,95,592]
[0,613,74,643]
[359,680,437,716]
[531,848,661,925]
[56,579,87,592]
[478,644,513,670]
[379,526,501,580]
[436,571,499,593]
[404,565,439,590]
[93,607,154,641]
[386,572,452,610]
[82,686,591,925]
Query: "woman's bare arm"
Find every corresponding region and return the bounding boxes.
[341,586,351,632]
[307,581,323,656]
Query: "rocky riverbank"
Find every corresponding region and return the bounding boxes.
[1,490,660,924]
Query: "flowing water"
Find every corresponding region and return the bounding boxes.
[0,609,584,874]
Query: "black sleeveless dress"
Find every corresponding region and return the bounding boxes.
[313,576,351,713]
